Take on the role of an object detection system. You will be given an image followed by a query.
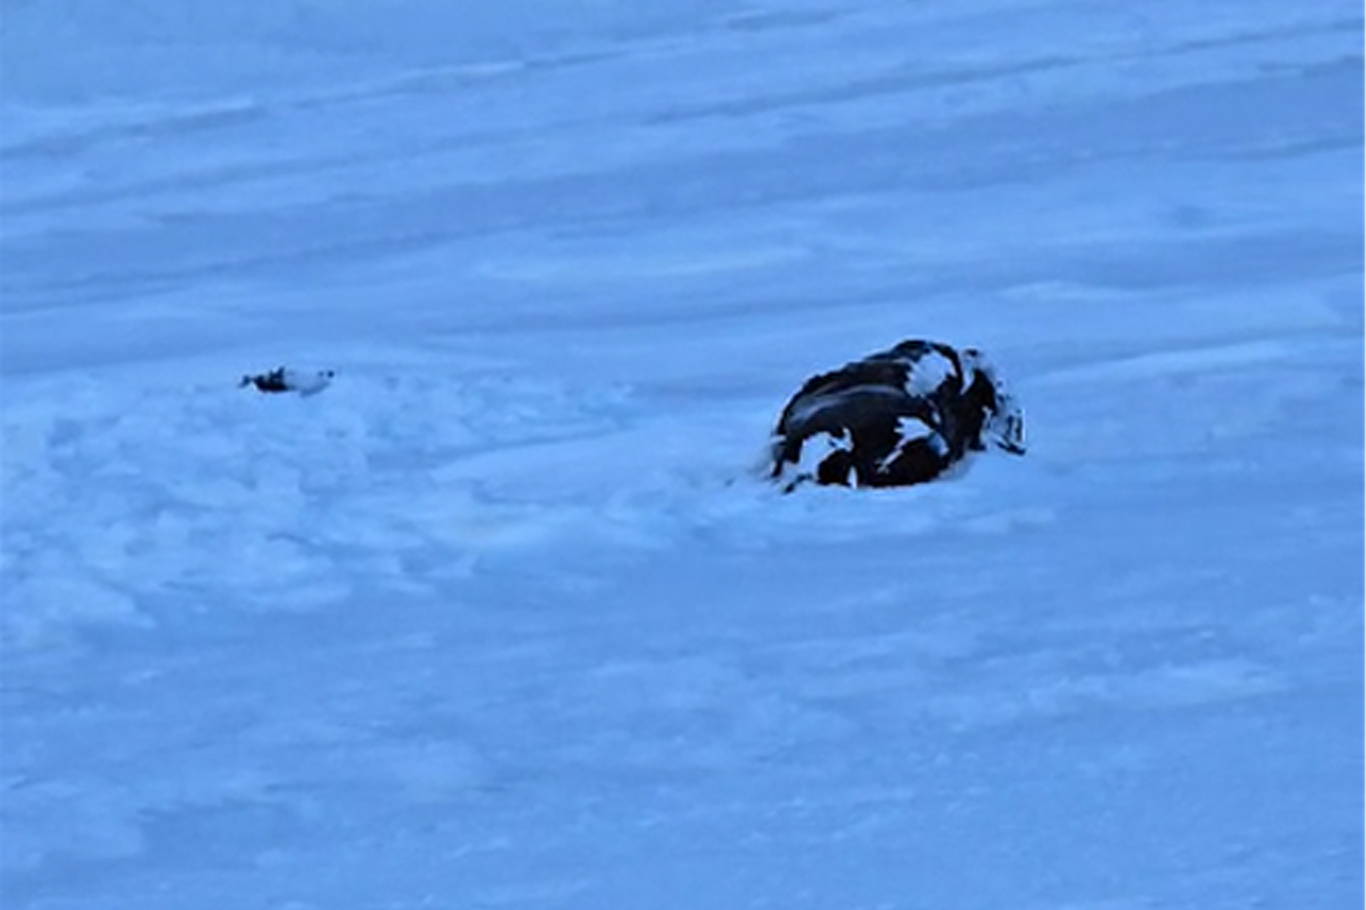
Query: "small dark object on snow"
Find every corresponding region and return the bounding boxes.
[240,366,335,396]
[770,339,1024,491]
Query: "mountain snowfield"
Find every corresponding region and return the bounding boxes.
[2,1,1362,908]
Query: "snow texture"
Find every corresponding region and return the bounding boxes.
[2,1,1362,908]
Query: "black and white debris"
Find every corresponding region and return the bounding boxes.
[239,367,335,397]
[770,339,1025,491]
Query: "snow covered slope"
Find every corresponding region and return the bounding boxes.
[2,1,1362,908]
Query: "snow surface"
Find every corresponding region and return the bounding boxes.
[2,0,1363,907]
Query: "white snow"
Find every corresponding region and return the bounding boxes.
[903,350,959,397]
[788,429,855,483]
[877,416,947,474]
[2,1,1362,908]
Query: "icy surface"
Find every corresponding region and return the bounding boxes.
[2,1,1362,908]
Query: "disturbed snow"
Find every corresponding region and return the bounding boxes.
[2,1,1362,908]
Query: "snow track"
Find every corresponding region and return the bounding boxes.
[2,1,1361,908]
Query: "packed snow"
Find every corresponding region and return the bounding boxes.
[2,1,1362,908]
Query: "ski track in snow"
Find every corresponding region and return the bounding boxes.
[2,1,1362,908]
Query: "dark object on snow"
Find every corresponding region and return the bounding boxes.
[770,339,1024,491]
[240,366,335,396]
